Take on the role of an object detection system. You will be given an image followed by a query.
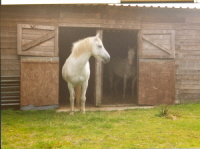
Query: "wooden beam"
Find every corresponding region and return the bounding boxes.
[21,24,55,30]
[22,31,55,51]
[95,29,103,107]
[17,24,22,55]
[54,27,59,56]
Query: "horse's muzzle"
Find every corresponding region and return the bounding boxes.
[103,56,110,64]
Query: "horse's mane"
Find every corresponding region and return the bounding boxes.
[71,37,93,58]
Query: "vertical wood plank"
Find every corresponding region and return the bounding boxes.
[138,30,142,59]
[54,26,59,57]
[171,30,175,58]
[17,24,22,55]
[137,30,142,103]
[95,29,103,107]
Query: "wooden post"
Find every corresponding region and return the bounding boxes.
[95,30,103,107]
[17,24,22,55]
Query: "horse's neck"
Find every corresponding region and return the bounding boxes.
[71,51,91,68]
[70,38,92,68]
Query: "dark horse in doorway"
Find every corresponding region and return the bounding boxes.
[108,47,137,99]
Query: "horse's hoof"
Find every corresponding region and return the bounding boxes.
[81,110,85,114]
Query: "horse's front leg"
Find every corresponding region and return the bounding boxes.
[68,83,75,115]
[80,81,88,114]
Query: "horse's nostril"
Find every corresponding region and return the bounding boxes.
[104,57,110,64]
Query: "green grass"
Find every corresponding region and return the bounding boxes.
[2,103,200,149]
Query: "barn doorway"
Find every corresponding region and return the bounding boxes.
[102,29,138,105]
[59,27,96,106]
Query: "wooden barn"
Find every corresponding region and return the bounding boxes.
[1,4,200,110]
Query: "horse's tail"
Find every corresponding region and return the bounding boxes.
[75,85,81,108]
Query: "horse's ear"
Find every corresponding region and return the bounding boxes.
[96,33,100,38]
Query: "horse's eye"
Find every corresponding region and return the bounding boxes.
[98,45,102,48]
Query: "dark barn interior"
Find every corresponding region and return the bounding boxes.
[59,27,96,106]
[102,30,138,105]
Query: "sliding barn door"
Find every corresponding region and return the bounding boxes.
[17,24,59,110]
[138,30,175,105]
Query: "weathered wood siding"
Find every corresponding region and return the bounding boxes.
[176,29,200,103]
[1,10,19,76]
[139,8,200,103]
[1,6,60,108]
[1,5,200,106]
[1,5,59,76]
[59,5,140,29]
[174,12,200,103]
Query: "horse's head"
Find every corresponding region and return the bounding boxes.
[91,34,110,64]
[128,47,135,65]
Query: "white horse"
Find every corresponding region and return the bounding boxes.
[108,47,137,99]
[62,34,110,115]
